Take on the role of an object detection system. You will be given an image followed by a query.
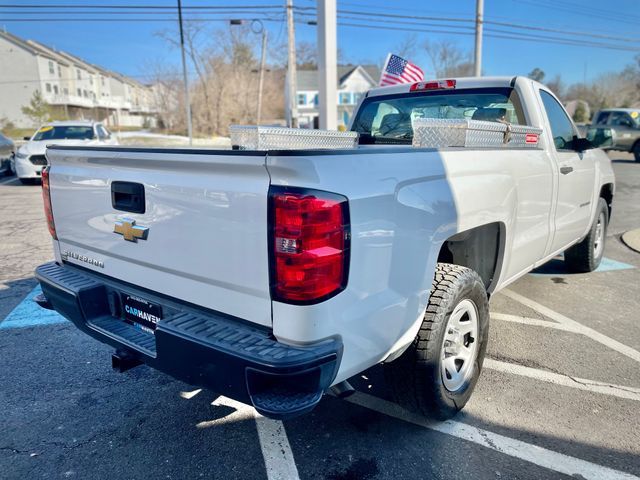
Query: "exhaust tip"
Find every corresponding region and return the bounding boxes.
[33,292,54,310]
[330,380,356,399]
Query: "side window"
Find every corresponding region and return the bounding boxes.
[609,112,634,128]
[539,90,576,151]
[595,112,610,125]
[97,125,110,140]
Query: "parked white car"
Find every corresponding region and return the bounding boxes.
[36,77,614,420]
[14,121,117,184]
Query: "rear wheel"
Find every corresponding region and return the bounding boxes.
[564,197,608,273]
[19,178,35,185]
[633,142,640,162]
[384,263,489,420]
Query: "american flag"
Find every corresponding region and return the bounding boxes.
[379,53,424,86]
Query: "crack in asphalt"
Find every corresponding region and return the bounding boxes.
[488,355,639,395]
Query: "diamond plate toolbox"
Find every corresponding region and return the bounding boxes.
[230,126,359,150]
[412,118,543,149]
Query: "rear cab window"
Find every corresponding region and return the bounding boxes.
[351,87,526,144]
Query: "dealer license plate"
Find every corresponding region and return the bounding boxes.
[123,294,162,334]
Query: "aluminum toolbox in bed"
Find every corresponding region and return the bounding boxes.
[412,118,543,148]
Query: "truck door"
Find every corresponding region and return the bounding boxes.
[607,111,637,151]
[539,90,596,253]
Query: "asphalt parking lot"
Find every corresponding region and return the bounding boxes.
[1,153,639,480]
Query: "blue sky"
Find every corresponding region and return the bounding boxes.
[1,0,639,85]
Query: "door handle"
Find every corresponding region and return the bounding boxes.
[111,181,146,214]
[560,166,573,175]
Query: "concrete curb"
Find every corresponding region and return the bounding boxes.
[621,228,640,253]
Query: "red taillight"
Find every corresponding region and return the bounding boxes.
[410,79,457,92]
[270,187,350,304]
[41,166,57,240]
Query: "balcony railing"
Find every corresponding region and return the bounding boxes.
[45,93,153,113]
[47,93,94,108]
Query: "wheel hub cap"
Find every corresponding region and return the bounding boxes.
[593,212,605,259]
[441,299,479,392]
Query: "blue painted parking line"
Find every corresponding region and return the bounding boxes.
[531,257,635,276]
[0,285,67,330]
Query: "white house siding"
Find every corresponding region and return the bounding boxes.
[0,31,161,128]
[0,36,42,127]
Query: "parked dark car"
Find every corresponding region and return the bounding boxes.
[591,108,640,161]
[0,131,15,176]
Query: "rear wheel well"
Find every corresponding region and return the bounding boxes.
[437,222,504,293]
[600,183,614,220]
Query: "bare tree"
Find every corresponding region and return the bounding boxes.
[528,68,545,83]
[394,34,419,60]
[152,24,285,136]
[546,75,565,99]
[423,40,474,78]
[144,61,183,132]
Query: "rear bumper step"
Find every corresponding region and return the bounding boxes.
[35,262,342,419]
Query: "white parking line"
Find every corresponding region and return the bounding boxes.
[484,358,640,402]
[0,176,18,185]
[491,312,578,332]
[501,289,640,364]
[254,413,300,480]
[211,396,300,480]
[347,392,638,480]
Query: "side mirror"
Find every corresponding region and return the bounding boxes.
[572,136,593,153]
[586,127,615,149]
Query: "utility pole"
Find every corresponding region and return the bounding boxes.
[177,0,193,145]
[317,0,337,130]
[231,19,268,124]
[286,0,298,127]
[474,0,484,77]
[257,27,268,124]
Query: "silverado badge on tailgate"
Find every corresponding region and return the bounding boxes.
[114,218,149,242]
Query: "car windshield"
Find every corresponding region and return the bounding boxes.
[351,87,526,144]
[32,125,95,141]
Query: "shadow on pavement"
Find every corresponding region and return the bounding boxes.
[0,276,39,321]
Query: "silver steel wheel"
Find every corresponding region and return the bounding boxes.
[441,299,479,392]
[593,212,605,259]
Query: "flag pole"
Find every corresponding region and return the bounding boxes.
[379,53,391,86]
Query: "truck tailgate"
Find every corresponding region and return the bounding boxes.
[46,147,272,327]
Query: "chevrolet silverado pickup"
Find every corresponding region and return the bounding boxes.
[35,77,615,420]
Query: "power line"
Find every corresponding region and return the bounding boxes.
[509,0,640,27]
[485,19,640,45]
[0,4,284,9]
[2,3,639,54]
[318,20,640,53]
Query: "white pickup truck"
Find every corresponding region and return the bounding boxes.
[35,77,614,420]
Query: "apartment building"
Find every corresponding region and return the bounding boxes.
[0,30,158,128]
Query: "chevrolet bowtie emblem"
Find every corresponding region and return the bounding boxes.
[114,218,149,242]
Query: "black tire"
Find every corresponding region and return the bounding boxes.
[564,198,608,273]
[384,263,489,420]
[633,142,640,162]
[19,178,34,185]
